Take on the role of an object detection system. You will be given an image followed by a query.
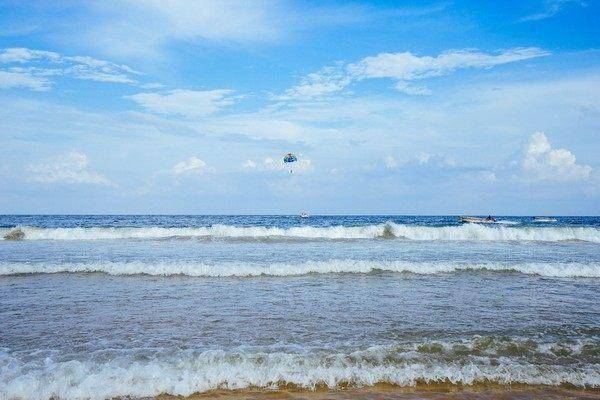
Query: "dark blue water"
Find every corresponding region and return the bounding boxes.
[1,214,599,229]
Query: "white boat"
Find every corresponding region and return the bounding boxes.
[533,217,557,222]
[459,216,496,224]
[299,212,310,218]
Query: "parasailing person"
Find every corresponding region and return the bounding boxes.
[283,152,297,174]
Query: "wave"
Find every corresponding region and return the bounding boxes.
[2,260,598,278]
[495,220,520,225]
[1,343,598,400]
[2,223,600,242]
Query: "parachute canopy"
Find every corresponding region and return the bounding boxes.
[283,153,297,163]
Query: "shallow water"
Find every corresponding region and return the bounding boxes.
[1,215,599,399]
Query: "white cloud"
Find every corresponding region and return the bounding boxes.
[0,70,50,91]
[243,156,312,172]
[172,156,213,175]
[274,65,353,101]
[62,55,139,83]
[416,153,431,164]
[262,157,281,171]
[84,0,284,58]
[84,1,441,58]
[139,82,165,89]
[14,2,447,61]
[242,160,257,169]
[384,153,456,171]
[522,132,592,181]
[243,157,280,171]
[385,155,398,169]
[393,81,431,95]
[425,154,457,167]
[126,89,236,117]
[0,48,60,63]
[277,48,549,100]
[349,48,549,81]
[520,0,584,22]
[28,151,113,185]
[0,47,140,89]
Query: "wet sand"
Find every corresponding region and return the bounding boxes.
[156,385,600,400]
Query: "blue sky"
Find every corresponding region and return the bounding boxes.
[1,0,599,214]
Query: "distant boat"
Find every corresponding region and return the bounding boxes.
[533,217,557,222]
[299,212,310,218]
[459,216,496,224]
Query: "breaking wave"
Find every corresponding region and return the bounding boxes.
[1,341,598,400]
[2,223,600,242]
[2,260,598,278]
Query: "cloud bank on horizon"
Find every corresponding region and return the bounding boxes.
[0,0,598,214]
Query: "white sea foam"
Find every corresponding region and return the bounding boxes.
[1,260,598,277]
[495,220,520,225]
[0,347,598,400]
[2,223,600,242]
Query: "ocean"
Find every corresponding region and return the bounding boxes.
[1,215,599,399]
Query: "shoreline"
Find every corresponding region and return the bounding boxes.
[154,384,600,399]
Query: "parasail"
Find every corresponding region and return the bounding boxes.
[283,153,297,173]
[283,153,297,163]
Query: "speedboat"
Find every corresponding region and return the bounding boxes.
[299,212,310,218]
[533,217,557,222]
[459,216,496,224]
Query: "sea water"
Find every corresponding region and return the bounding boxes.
[1,215,599,399]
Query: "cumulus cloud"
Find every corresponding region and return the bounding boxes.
[172,156,214,175]
[28,151,113,185]
[277,48,549,100]
[522,132,592,181]
[126,89,236,117]
[243,156,312,172]
[0,47,140,89]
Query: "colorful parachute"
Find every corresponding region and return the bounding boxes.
[283,153,297,163]
[283,153,297,173]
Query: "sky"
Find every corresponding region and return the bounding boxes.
[0,0,599,215]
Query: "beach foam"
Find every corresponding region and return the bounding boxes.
[2,223,600,242]
[1,260,598,278]
[1,344,598,400]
